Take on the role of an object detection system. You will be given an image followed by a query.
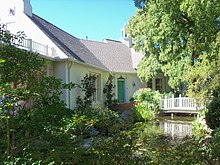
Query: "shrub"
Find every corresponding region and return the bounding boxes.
[192,108,209,139]
[133,88,162,121]
[73,106,121,134]
[206,86,220,129]
[103,74,116,108]
[209,128,220,162]
[76,73,96,108]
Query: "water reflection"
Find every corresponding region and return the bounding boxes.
[158,117,193,139]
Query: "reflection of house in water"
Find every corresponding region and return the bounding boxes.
[159,120,192,139]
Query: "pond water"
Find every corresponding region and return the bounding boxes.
[157,116,195,139]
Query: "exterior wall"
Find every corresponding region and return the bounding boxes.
[68,65,148,108]
[53,61,68,105]
[113,73,172,104]
[68,62,109,109]
[0,0,68,59]
[114,73,146,103]
[126,73,146,101]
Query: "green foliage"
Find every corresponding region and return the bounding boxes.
[192,108,208,138]
[73,106,121,135]
[184,45,220,101]
[0,24,46,87]
[0,23,77,164]
[133,88,162,121]
[137,55,161,83]
[206,86,220,129]
[76,73,96,108]
[1,17,220,164]
[72,121,219,165]
[126,0,220,96]
[210,128,220,161]
[103,74,116,108]
[192,121,208,140]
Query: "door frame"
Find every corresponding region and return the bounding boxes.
[117,78,125,103]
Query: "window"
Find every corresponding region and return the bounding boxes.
[155,78,163,91]
[147,79,152,89]
[92,74,101,102]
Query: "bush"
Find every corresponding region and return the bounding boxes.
[192,108,209,139]
[133,88,162,121]
[206,86,220,129]
[209,128,220,162]
[73,106,121,135]
[103,74,116,108]
[76,73,97,108]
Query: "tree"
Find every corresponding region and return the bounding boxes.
[126,0,220,98]
[0,23,75,162]
[0,24,47,159]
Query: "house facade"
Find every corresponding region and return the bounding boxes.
[0,0,171,109]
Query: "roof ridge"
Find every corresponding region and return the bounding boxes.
[80,39,107,44]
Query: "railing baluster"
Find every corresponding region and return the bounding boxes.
[179,94,182,109]
[172,94,174,109]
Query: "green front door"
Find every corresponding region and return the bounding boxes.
[117,80,125,103]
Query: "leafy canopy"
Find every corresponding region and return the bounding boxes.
[127,0,220,98]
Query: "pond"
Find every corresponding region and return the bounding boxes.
[158,115,195,139]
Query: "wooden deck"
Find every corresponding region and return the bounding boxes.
[162,109,200,114]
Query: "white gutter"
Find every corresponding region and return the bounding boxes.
[111,70,137,74]
[54,57,110,72]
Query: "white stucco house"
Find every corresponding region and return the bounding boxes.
[0,0,170,109]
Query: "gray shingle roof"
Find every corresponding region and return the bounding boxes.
[28,14,107,70]
[28,14,135,73]
[81,39,135,72]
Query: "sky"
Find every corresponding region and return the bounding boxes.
[31,0,137,42]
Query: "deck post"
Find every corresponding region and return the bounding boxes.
[179,94,182,108]
[164,96,167,109]
[28,39,32,51]
[172,94,174,109]
[52,47,56,57]
[46,45,49,56]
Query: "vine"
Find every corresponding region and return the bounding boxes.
[76,73,97,108]
[103,74,116,108]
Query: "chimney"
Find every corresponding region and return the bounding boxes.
[23,0,32,17]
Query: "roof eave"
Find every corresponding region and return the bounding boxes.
[55,57,110,72]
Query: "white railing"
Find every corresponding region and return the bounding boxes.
[18,38,57,57]
[2,33,57,58]
[161,94,204,111]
